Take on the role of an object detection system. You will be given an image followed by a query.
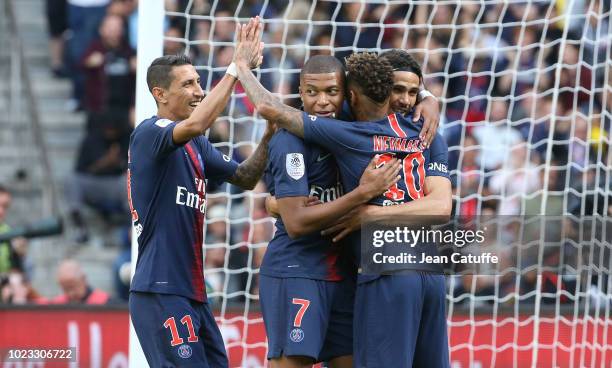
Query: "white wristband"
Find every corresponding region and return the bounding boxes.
[226,62,238,78]
[419,89,436,100]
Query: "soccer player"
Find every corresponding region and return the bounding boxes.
[321,51,451,368]
[382,49,426,116]
[128,18,269,368]
[321,48,441,241]
[265,48,442,218]
[234,24,451,368]
[260,55,401,368]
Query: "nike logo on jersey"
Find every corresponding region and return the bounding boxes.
[316,153,331,162]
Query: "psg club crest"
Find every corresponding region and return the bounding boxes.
[177,344,193,359]
[286,153,305,180]
[289,328,305,343]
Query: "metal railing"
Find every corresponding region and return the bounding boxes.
[4,0,59,217]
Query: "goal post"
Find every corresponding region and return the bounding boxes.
[130,0,164,367]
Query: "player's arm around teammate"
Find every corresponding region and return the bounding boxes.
[323,172,452,242]
[279,156,400,238]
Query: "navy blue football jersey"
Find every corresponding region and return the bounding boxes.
[302,112,449,204]
[128,116,238,302]
[261,129,345,281]
[302,112,450,279]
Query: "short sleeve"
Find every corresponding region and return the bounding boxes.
[426,134,450,179]
[199,137,239,183]
[133,118,180,159]
[268,130,310,199]
[302,112,361,156]
[262,164,275,195]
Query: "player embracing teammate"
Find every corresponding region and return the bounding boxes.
[129,13,451,367]
[237,19,452,368]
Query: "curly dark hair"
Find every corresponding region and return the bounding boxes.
[345,52,393,104]
[379,49,423,82]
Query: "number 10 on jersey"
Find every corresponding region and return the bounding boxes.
[376,152,425,201]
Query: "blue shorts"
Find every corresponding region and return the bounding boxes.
[354,273,450,368]
[259,275,354,362]
[129,291,228,368]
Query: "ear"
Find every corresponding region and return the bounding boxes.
[347,89,359,115]
[298,85,303,97]
[348,89,358,106]
[152,87,167,104]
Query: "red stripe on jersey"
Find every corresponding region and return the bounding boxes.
[404,152,425,199]
[185,143,206,302]
[325,248,342,281]
[388,113,407,138]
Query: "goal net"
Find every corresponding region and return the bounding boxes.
[135,1,612,367]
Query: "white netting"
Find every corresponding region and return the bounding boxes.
[154,0,612,366]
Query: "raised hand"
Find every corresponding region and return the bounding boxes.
[234,16,264,70]
[414,95,440,148]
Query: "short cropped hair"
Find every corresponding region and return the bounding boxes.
[345,52,393,104]
[380,49,423,81]
[300,55,345,79]
[146,54,193,92]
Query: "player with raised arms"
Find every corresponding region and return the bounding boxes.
[260,54,401,368]
[128,18,270,368]
[234,22,451,368]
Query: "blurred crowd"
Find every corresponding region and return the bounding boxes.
[1,0,609,306]
[45,0,136,244]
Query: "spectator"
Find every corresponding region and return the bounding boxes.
[163,25,185,55]
[247,181,274,297]
[112,228,131,301]
[106,0,136,18]
[489,138,541,215]
[558,44,593,107]
[456,135,485,218]
[191,20,212,85]
[204,204,230,298]
[310,30,334,57]
[51,259,110,304]
[472,99,524,170]
[0,271,44,305]
[210,10,236,42]
[45,0,68,77]
[65,110,131,243]
[81,14,136,113]
[0,186,27,276]
[66,0,111,110]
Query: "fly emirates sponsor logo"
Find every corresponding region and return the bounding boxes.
[175,178,206,214]
[309,182,343,203]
